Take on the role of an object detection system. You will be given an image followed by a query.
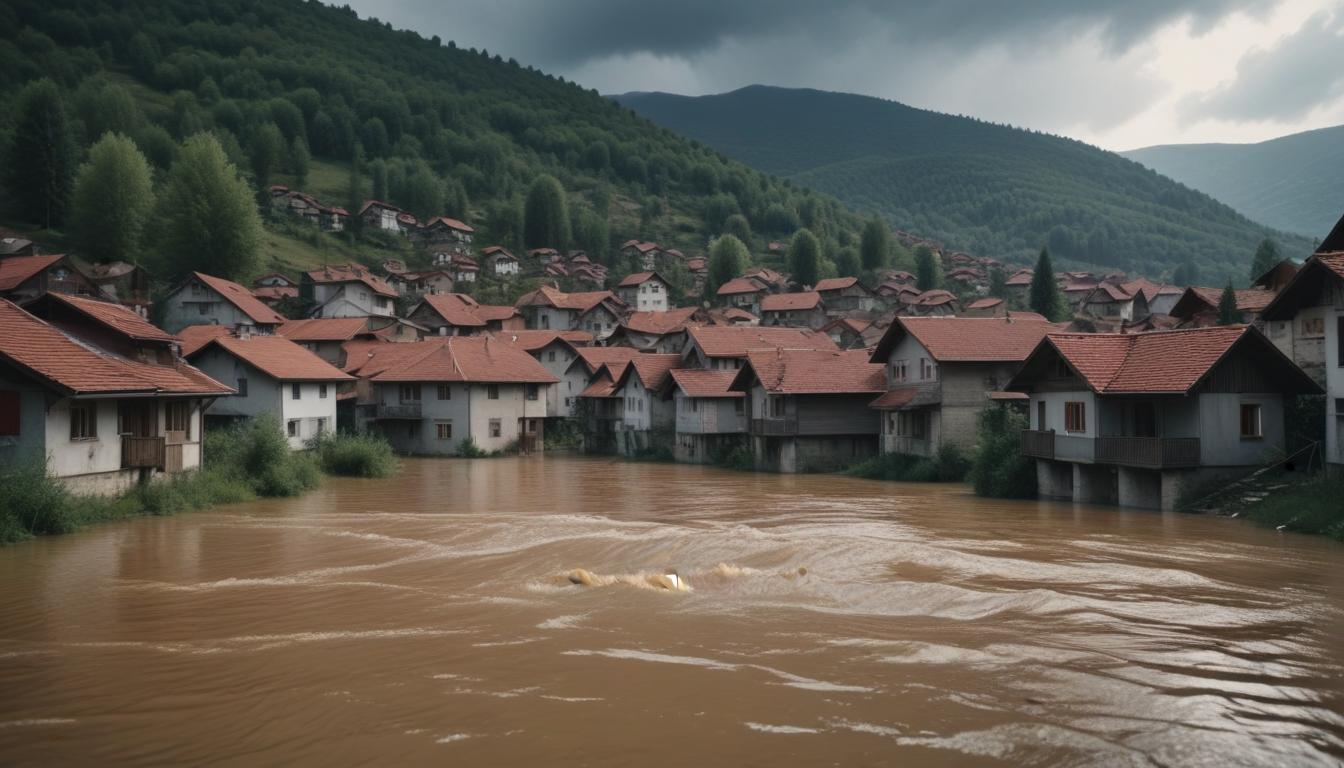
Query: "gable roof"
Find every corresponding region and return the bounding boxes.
[0,299,231,396]
[278,317,373,342]
[617,271,666,288]
[716,276,767,296]
[488,329,593,352]
[966,297,1003,310]
[667,368,742,399]
[686,326,838,359]
[515,285,615,313]
[1317,212,1344,253]
[1122,277,1183,303]
[578,362,630,398]
[813,276,860,292]
[414,293,488,328]
[304,264,397,298]
[622,307,701,335]
[368,336,558,383]
[869,315,1056,363]
[1170,286,1276,319]
[761,291,822,312]
[36,292,175,343]
[424,216,474,233]
[480,246,517,260]
[0,254,65,291]
[570,345,644,375]
[1259,252,1344,321]
[625,353,682,391]
[732,349,885,395]
[191,272,287,325]
[190,334,354,382]
[177,324,234,357]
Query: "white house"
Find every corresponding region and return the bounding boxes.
[615,271,670,312]
[481,246,520,277]
[302,264,398,318]
[160,272,286,335]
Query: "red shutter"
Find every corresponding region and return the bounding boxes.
[0,391,20,436]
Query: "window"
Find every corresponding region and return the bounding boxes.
[291,383,301,400]
[69,402,97,440]
[488,384,500,400]
[287,420,299,438]
[1037,401,1046,431]
[1239,403,1262,439]
[190,282,203,296]
[197,303,209,315]
[895,411,928,439]
[1302,317,1324,336]
[526,384,539,401]
[1054,358,1072,379]
[920,358,937,380]
[541,315,550,330]
[0,390,19,436]
[435,421,453,440]
[437,384,452,400]
[770,396,786,418]
[547,351,556,362]
[237,378,248,397]
[890,360,908,382]
[316,418,328,436]
[691,399,699,413]
[399,384,420,403]
[489,418,502,438]
[166,401,192,439]
[527,419,538,433]
[734,399,744,415]
[319,384,328,399]
[1064,402,1086,433]
[1132,403,1156,438]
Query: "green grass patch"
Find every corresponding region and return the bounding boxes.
[1240,474,1344,540]
[309,432,399,478]
[844,444,969,483]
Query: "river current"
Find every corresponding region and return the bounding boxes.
[0,457,1341,766]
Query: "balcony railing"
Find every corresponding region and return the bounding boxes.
[752,417,798,436]
[121,436,165,469]
[375,403,422,419]
[1096,437,1200,469]
[1020,429,1055,459]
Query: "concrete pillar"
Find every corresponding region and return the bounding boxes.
[1117,467,1162,510]
[1074,464,1117,506]
[1036,460,1074,500]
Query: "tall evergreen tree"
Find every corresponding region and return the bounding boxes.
[1029,247,1064,320]
[152,134,262,280]
[723,213,752,246]
[859,216,890,271]
[914,245,940,291]
[70,133,154,264]
[369,159,388,202]
[289,136,310,189]
[1249,238,1279,283]
[835,246,861,279]
[988,266,1007,298]
[707,234,750,298]
[1217,283,1239,325]
[788,228,822,288]
[4,79,75,229]
[523,174,569,249]
[346,142,364,238]
[248,122,285,194]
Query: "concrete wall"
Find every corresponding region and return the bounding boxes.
[1197,393,1284,467]
[752,434,876,473]
[558,360,593,418]
[674,432,744,464]
[617,280,669,312]
[192,349,336,450]
[534,343,579,418]
[312,283,393,318]
[376,381,549,455]
[0,367,48,467]
[674,393,746,434]
[1030,390,1098,437]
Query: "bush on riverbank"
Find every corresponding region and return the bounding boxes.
[204,417,321,496]
[1239,474,1344,540]
[308,432,398,478]
[844,444,969,482]
[969,406,1038,499]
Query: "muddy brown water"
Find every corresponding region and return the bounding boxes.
[1,457,1342,766]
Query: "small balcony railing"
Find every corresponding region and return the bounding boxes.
[375,403,422,419]
[121,436,165,469]
[1096,437,1200,469]
[752,418,798,436]
[1020,429,1055,459]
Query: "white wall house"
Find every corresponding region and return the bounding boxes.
[304,264,398,318]
[616,272,670,312]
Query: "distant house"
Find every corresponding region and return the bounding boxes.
[252,273,299,306]
[528,247,561,263]
[355,336,556,455]
[1122,278,1184,316]
[83,260,152,316]
[400,270,455,297]
[963,297,1006,318]
[302,263,398,318]
[579,353,681,456]
[186,332,353,449]
[270,187,347,231]
[620,240,662,270]
[481,246,520,277]
[407,293,523,336]
[615,271,670,312]
[0,234,35,256]
[867,315,1055,457]
[560,346,642,419]
[1012,326,1321,510]
[1080,282,1149,323]
[161,272,286,335]
[729,349,886,473]
[911,289,959,316]
[681,325,837,371]
[608,307,703,353]
[819,317,873,349]
[1169,286,1276,327]
[449,254,479,283]
[716,276,770,314]
[760,291,827,329]
[814,277,878,313]
[360,200,416,234]
[0,296,231,495]
[418,216,475,259]
[0,254,101,305]
[665,368,746,463]
[490,330,594,418]
[1253,259,1300,293]
[515,285,622,336]
[1005,269,1033,299]
[276,317,409,365]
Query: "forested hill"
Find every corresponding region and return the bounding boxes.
[0,0,866,285]
[615,86,1315,284]
[1123,124,1344,239]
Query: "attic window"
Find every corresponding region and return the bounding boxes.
[1054,358,1072,379]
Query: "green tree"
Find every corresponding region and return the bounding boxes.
[523,174,569,249]
[914,245,940,291]
[4,79,75,229]
[72,79,141,145]
[1217,283,1239,325]
[860,216,891,270]
[1249,238,1279,283]
[970,405,1037,499]
[289,136,310,190]
[248,122,285,193]
[152,134,262,280]
[370,158,388,202]
[723,213,752,245]
[572,207,609,261]
[70,133,154,264]
[398,160,442,221]
[346,142,365,238]
[834,246,861,278]
[988,267,1007,298]
[788,228,822,288]
[1172,258,1198,286]
[483,195,524,252]
[1029,247,1064,320]
[707,234,750,298]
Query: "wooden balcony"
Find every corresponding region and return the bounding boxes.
[751,418,798,436]
[121,436,165,469]
[374,403,422,419]
[1020,429,1055,459]
[1096,437,1200,469]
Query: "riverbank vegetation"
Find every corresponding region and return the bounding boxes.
[844,445,969,483]
[1240,474,1344,540]
[969,406,1038,499]
[0,419,396,545]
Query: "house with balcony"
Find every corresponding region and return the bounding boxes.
[360,200,416,234]
[578,353,681,456]
[615,271,671,312]
[867,315,1055,457]
[0,253,103,305]
[0,295,232,495]
[185,330,353,449]
[354,336,556,455]
[160,272,287,335]
[729,348,885,473]
[664,369,747,463]
[302,264,398,319]
[417,216,475,259]
[760,291,827,329]
[481,246,520,277]
[1009,325,1321,510]
[620,240,663,270]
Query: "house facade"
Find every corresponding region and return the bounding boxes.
[814,277,878,313]
[760,292,827,329]
[303,264,398,318]
[161,272,286,335]
[481,246,520,277]
[615,271,670,312]
[681,326,838,371]
[666,369,747,463]
[0,254,102,305]
[580,354,681,456]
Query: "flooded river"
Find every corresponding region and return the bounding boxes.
[1,457,1342,766]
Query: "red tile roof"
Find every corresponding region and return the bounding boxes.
[737,349,885,395]
[0,299,231,396]
[868,388,919,409]
[617,271,664,288]
[716,276,766,296]
[1089,282,1135,302]
[870,315,1056,363]
[571,346,643,374]
[626,353,682,390]
[668,368,743,398]
[0,254,62,291]
[177,324,234,356]
[687,326,838,358]
[814,277,859,292]
[190,334,353,382]
[966,297,1003,310]
[192,272,287,324]
[761,291,822,312]
[305,264,397,298]
[1172,286,1276,318]
[425,216,474,233]
[1122,277,1182,302]
[579,362,628,398]
[416,293,488,327]
[915,289,957,306]
[622,307,701,335]
[489,329,593,352]
[278,317,373,342]
[515,285,615,313]
[252,285,298,301]
[44,293,175,342]
[481,246,517,260]
[369,336,558,383]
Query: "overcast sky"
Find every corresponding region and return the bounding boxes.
[347,0,1344,150]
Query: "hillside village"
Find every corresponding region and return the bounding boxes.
[2,196,1340,513]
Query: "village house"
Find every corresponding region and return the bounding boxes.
[559,346,643,419]
[0,253,102,305]
[615,271,671,312]
[607,307,703,353]
[760,291,828,329]
[729,348,886,473]
[664,369,747,463]
[161,272,286,335]
[417,217,475,259]
[82,261,152,317]
[515,285,624,336]
[0,233,36,256]
[398,269,455,297]
[620,240,662,270]
[1259,251,1344,470]
[1011,325,1321,510]
[1080,282,1150,324]
[716,276,771,314]
[819,317,874,349]
[359,200,417,235]
[1169,286,1275,327]
[963,297,1007,318]
[302,263,398,318]
[1005,269,1034,300]
[911,289,960,316]
[251,273,299,306]
[481,246,520,277]
[681,325,838,371]
[276,316,418,366]
[1123,278,1184,317]
[185,331,353,449]
[407,293,523,336]
[814,277,879,314]
[269,186,347,231]
[0,296,232,495]
[579,353,681,456]
[1253,259,1300,293]
[356,336,556,455]
[867,315,1054,457]
[490,330,594,418]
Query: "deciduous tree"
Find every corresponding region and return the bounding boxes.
[152,134,262,280]
[788,228,822,288]
[523,174,569,249]
[70,133,154,264]
[4,78,75,229]
[860,216,890,271]
[707,234,750,298]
